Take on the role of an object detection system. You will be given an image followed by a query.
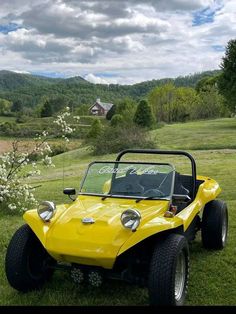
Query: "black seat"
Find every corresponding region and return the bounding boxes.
[172,172,191,212]
[111,169,144,195]
[174,172,190,195]
[139,174,165,191]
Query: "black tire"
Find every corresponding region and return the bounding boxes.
[202,200,228,250]
[148,233,189,306]
[5,224,55,292]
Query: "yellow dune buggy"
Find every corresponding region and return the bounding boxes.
[5,149,228,306]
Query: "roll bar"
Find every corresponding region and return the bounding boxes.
[116,149,197,199]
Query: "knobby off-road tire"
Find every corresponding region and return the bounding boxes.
[5,224,55,292]
[202,200,228,250]
[148,233,189,306]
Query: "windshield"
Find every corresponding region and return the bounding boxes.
[80,162,175,200]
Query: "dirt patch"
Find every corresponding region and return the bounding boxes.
[0,139,82,155]
[0,140,36,155]
[0,140,13,154]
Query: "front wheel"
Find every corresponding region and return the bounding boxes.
[5,224,55,292]
[148,233,189,306]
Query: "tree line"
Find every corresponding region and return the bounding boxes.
[0,69,222,119]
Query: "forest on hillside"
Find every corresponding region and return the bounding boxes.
[0,69,220,111]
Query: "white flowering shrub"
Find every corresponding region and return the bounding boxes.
[0,107,75,213]
[53,107,75,142]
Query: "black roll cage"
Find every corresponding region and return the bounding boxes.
[116,149,197,199]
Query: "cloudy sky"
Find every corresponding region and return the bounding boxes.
[0,0,235,84]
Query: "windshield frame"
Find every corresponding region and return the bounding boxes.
[79,161,176,201]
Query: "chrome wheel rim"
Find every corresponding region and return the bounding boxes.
[222,213,227,245]
[175,251,186,302]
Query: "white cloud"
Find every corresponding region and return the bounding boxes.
[84,73,110,85]
[12,70,30,74]
[0,0,235,84]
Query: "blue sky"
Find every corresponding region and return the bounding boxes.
[0,0,235,84]
[31,71,66,78]
[192,7,216,26]
[0,23,20,34]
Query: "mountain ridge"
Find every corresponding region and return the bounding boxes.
[0,69,221,107]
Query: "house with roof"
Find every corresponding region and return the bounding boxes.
[89,98,114,116]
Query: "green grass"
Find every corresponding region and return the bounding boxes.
[0,116,15,123]
[0,117,236,305]
[151,118,236,150]
[0,114,108,140]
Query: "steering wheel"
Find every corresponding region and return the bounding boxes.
[143,188,165,197]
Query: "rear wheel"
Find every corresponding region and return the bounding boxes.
[148,234,189,306]
[201,200,228,250]
[5,224,55,292]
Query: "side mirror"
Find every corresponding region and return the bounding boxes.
[172,194,191,204]
[63,188,76,196]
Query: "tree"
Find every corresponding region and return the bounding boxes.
[190,85,226,120]
[48,96,70,113]
[171,87,198,122]
[133,99,155,128]
[148,83,176,122]
[195,76,219,93]
[41,100,53,117]
[116,98,137,124]
[11,100,23,113]
[218,39,236,112]
[75,104,90,116]
[149,84,210,123]
[0,98,12,116]
[106,104,116,120]
[87,118,103,139]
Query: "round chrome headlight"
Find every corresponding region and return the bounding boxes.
[37,201,56,222]
[121,209,141,232]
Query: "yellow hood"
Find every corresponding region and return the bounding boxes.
[24,195,170,268]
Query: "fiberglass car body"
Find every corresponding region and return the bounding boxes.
[5,149,228,305]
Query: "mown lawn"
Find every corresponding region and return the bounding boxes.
[0,116,15,123]
[0,117,236,305]
[151,117,236,150]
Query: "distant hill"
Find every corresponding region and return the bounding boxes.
[0,70,64,90]
[0,69,221,108]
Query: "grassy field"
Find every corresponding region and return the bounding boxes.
[0,116,15,123]
[0,117,236,305]
[151,118,236,150]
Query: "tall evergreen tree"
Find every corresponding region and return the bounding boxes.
[106,105,116,120]
[133,99,154,128]
[41,100,53,117]
[87,118,103,138]
[11,100,23,113]
[218,39,236,112]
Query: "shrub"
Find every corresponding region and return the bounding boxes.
[16,115,28,124]
[0,108,74,213]
[0,122,19,136]
[110,114,124,127]
[89,124,155,155]
[50,143,69,156]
